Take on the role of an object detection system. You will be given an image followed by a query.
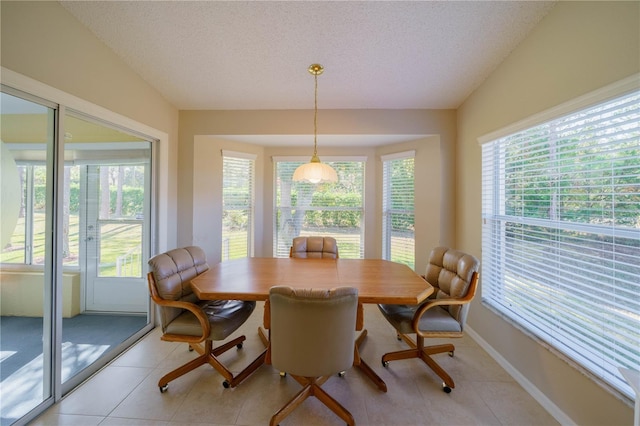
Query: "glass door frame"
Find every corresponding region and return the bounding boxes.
[1,82,158,425]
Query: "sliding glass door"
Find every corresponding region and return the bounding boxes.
[0,88,155,425]
[0,90,56,425]
[60,112,152,388]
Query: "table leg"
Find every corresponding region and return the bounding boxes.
[354,329,387,392]
[258,326,269,347]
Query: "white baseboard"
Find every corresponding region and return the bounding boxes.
[466,326,575,426]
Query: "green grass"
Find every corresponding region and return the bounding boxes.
[1,213,142,277]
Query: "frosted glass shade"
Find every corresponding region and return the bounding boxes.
[292,160,338,184]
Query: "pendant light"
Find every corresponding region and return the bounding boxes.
[292,64,338,184]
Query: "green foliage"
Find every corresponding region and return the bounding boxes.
[34,185,145,216]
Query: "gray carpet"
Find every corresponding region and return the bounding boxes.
[0,314,147,381]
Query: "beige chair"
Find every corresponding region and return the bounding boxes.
[378,246,480,393]
[289,236,339,258]
[147,246,264,391]
[266,286,358,426]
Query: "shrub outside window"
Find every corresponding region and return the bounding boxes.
[274,158,365,258]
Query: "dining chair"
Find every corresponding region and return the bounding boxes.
[266,286,358,426]
[289,236,339,258]
[147,246,263,391]
[377,246,479,393]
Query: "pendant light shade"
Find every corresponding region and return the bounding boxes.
[292,156,338,184]
[293,64,338,184]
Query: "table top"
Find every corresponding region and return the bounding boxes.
[191,257,433,305]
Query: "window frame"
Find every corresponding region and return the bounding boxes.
[221,150,256,260]
[272,156,366,258]
[381,150,415,269]
[479,76,640,401]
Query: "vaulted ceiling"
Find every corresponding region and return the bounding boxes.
[60,1,556,111]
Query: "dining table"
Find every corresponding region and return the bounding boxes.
[190,257,433,392]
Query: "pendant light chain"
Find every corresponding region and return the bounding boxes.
[313,71,318,158]
[292,63,337,183]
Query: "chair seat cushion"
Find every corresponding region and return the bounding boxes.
[165,300,256,341]
[378,303,462,334]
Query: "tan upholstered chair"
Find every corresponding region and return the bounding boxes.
[147,246,264,391]
[378,246,480,393]
[266,286,358,426]
[289,236,339,259]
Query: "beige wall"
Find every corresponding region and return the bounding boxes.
[3,1,638,423]
[0,272,81,318]
[179,109,455,272]
[0,1,180,249]
[457,2,639,425]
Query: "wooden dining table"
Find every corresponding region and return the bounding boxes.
[190,257,433,392]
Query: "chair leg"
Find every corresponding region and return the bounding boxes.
[270,376,355,426]
[312,383,355,426]
[381,334,457,391]
[158,351,209,390]
[270,382,313,426]
[207,335,267,388]
[159,336,265,391]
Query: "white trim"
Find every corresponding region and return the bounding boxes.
[221,150,257,160]
[272,155,368,162]
[1,67,166,141]
[478,73,640,145]
[380,150,415,162]
[466,326,576,426]
[1,67,170,252]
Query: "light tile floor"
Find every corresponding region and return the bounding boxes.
[31,303,559,425]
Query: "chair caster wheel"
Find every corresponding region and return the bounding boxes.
[448,351,454,357]
[222,380,230,388]
[396,333,402,341]
[442,384,452,393]
[188,345,194,352]
[236,342,243,350]
[159,384,168,393]
[382,360,390,368]
[338,371,346,377]
[279,371,287,378]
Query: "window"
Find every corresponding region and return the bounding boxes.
[1,162,82,267]
[481,88,640,399]
[382,151,415,269]
[222,151,255,260]
[273,158,365,258]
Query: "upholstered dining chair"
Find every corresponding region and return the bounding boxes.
[378,246,480,393]
[147,246,264,391]
[289,236,339,258]
[266,286,359,426]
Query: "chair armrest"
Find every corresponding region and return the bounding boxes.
[411,271,479,333]
[147,272,211,341]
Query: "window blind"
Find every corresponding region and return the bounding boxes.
[481,89,640,399]
[274,159,365,258]
[382,151,415,269]
[222,152,255,260]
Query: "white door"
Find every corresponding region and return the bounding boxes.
[84,161,150,313]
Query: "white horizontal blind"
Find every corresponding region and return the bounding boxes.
[274,159,365,258]
[382,152,415,269]
[481,89,640,399]
[222,153,255,260]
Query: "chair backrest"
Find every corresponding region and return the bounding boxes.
[269,286,357,377]
[148,246,209,329]
[290,236,339,259]
[423,247,479,327]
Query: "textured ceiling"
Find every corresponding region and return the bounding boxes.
[60,1,556,111]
